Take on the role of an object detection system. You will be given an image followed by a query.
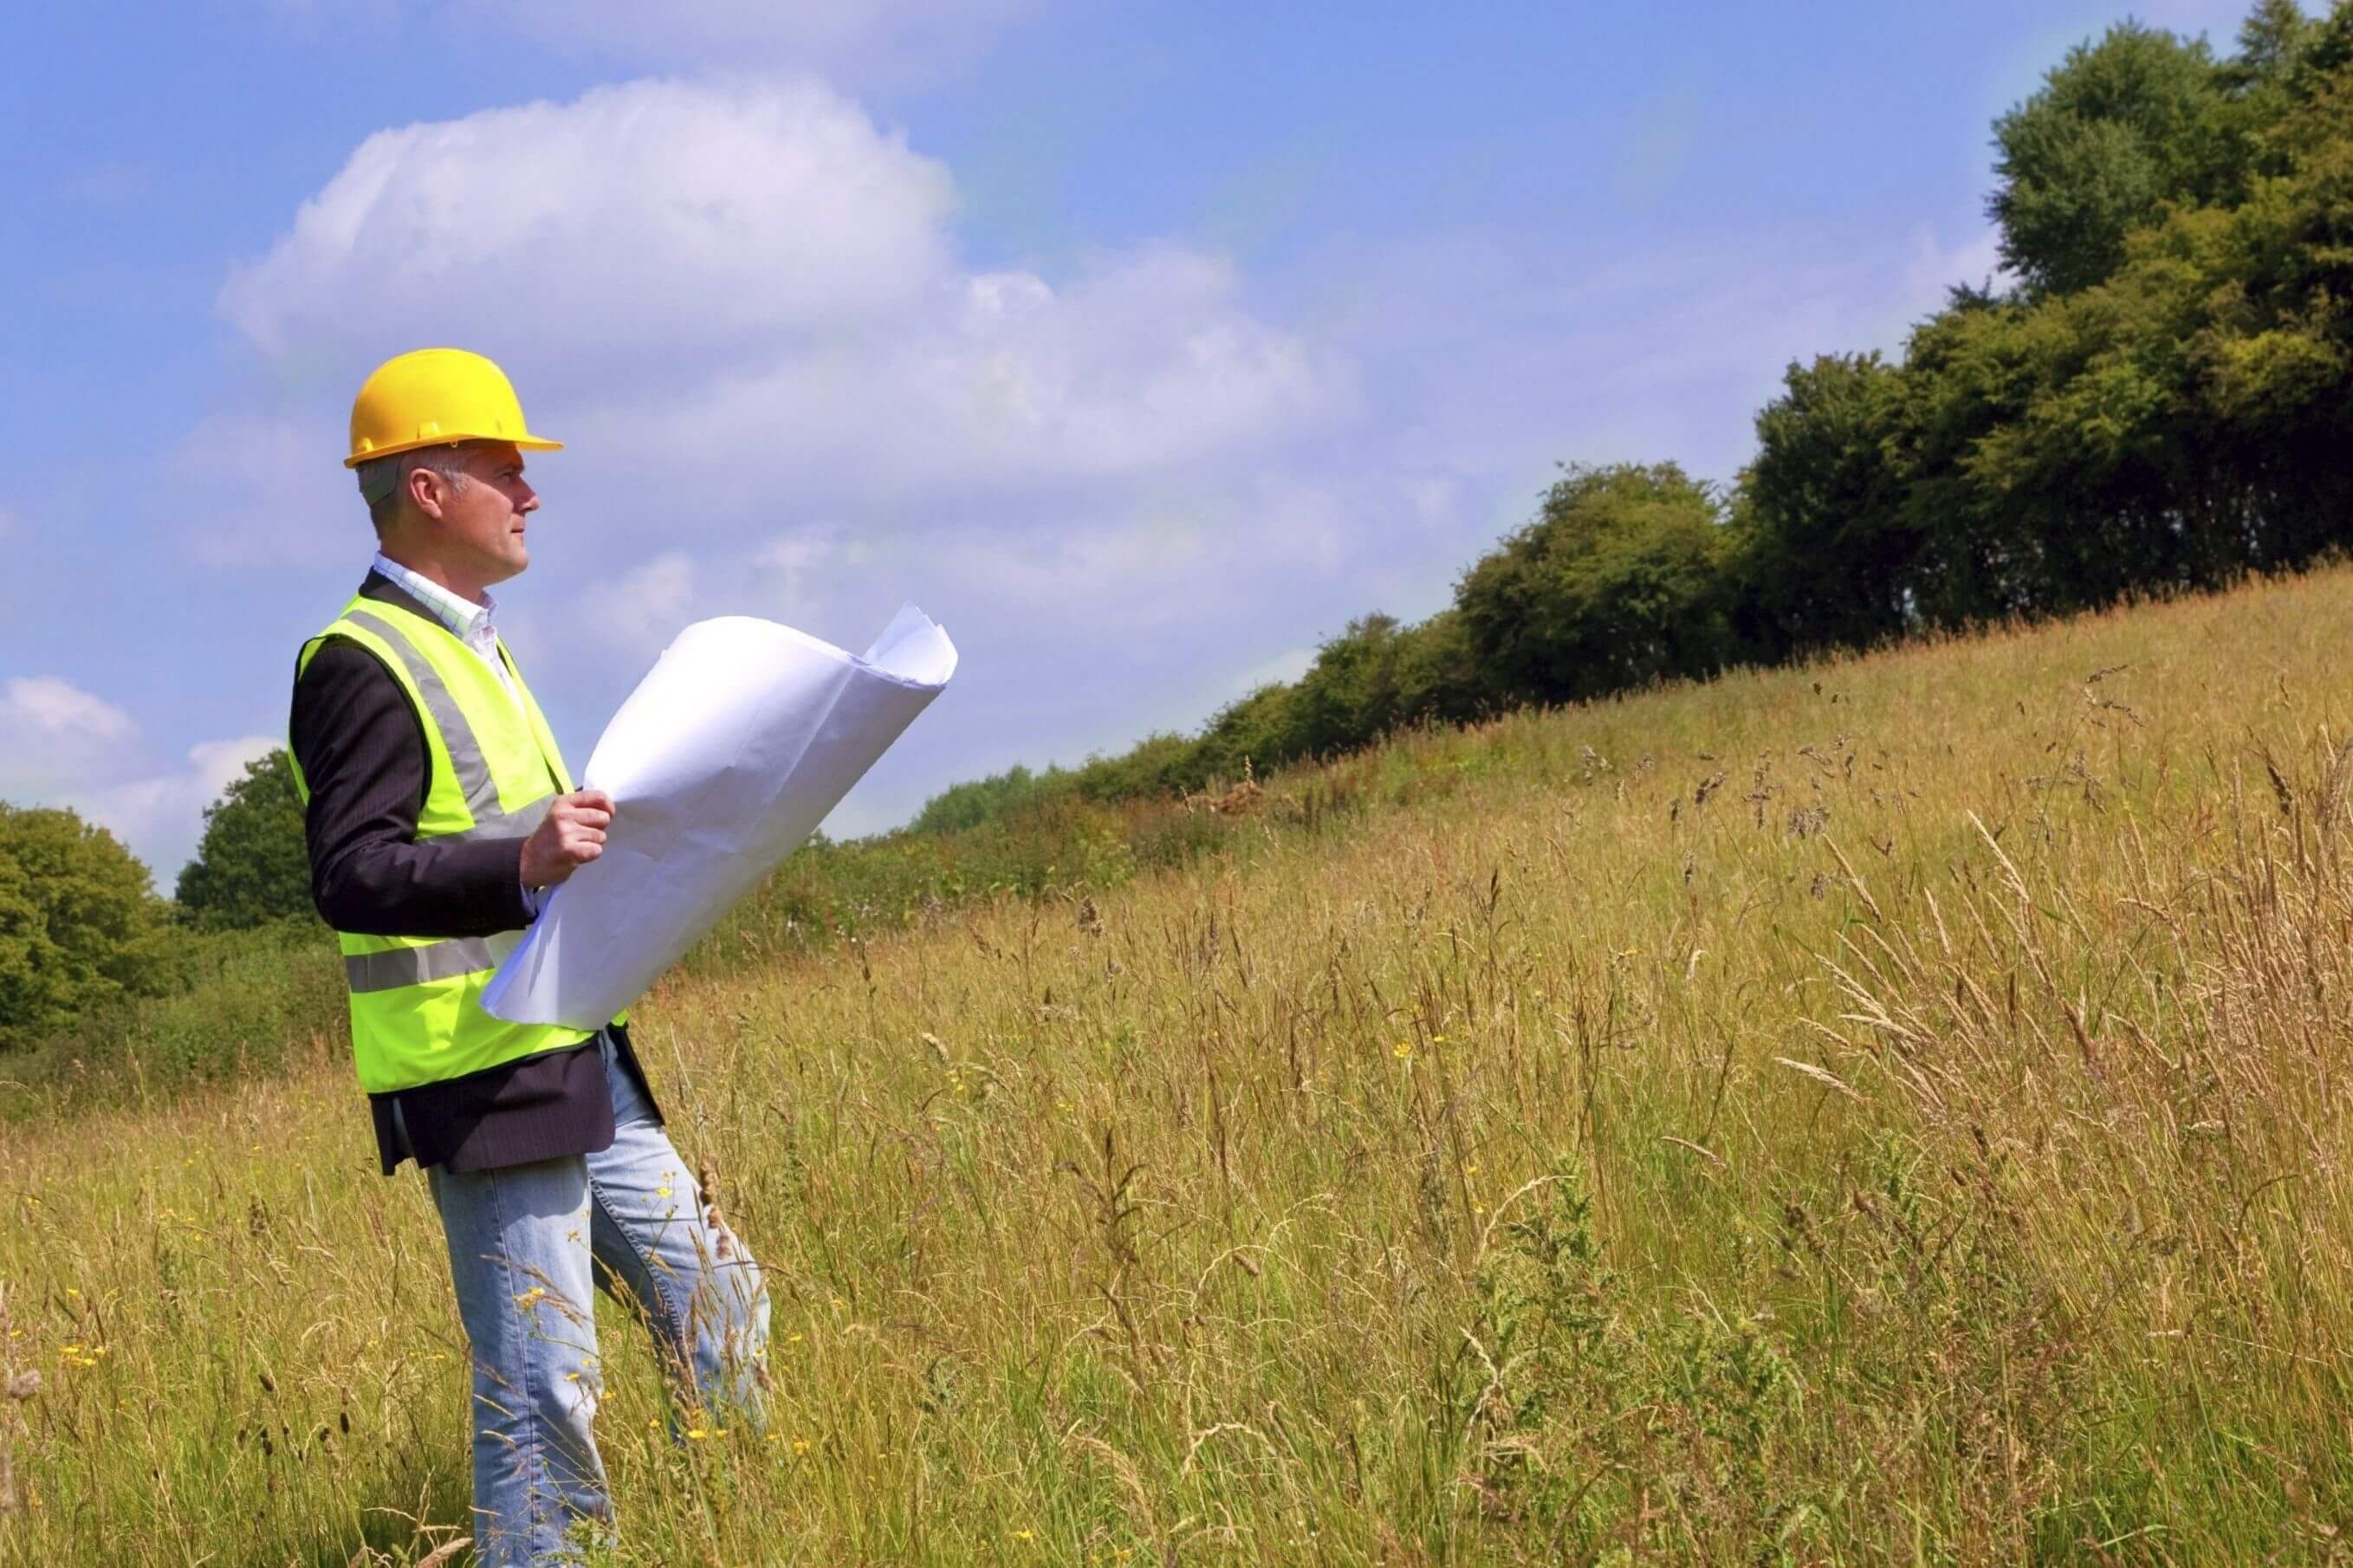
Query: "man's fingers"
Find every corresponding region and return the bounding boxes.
[570,789,615,813]
[566,807,613,830]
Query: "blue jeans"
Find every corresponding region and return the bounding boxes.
[422,1035,769,1565]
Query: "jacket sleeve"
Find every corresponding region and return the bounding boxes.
[289,638,535,937]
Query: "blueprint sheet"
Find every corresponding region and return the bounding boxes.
[481,605,956,1028]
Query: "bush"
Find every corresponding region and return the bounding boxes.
[0,805,177,1051]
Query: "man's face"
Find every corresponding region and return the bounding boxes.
[420,441,538,585]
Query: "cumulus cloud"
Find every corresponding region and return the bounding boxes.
[593,244,1349,509]
[221,78,956,365]
[0,677,137,793]
[64,737,283,881]
[0,673,274,876]
[219,78,1342,515]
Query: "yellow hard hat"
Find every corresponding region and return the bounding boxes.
[345,347,563,469]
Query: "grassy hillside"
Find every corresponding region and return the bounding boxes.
[8,566,2353,1564]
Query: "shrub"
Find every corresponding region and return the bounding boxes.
[0,804,174,1051]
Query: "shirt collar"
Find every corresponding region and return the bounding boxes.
[373,552,497,645]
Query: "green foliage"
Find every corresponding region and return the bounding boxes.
[1455,463,1748,705]
[176,749,315,931]
[1740,353,1915,651]
[1990,22,2233,295]
[0,804,174,1050]
[909,764,1069,836]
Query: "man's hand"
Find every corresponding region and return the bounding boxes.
[522,789,614,890]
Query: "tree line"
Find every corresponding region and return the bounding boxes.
[917,0,2353,834]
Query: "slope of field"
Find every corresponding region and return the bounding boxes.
[8,568,2353,1564]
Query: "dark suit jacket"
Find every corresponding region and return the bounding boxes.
[289,569,660,1174]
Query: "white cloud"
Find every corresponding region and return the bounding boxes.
[1,676,132,740]
[753,526,852,621]
[600,244,1349,509]
[218,77,1343,521]
[580,552,698,651]
[0,677,137,794]
[221,78,956,364]
[65,736,283,880]
[0,680,278,880]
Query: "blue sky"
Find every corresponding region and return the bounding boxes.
[0,0,2265,878]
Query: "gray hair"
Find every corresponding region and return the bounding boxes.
[355,444,476,530]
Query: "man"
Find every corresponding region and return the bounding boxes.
[287,347,768,1565]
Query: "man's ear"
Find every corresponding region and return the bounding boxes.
[407,463,447,522]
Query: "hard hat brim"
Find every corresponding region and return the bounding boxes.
[342,431,565,470]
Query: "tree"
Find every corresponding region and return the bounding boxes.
[1740,352,1915,653]
[1454,463,1749,707]
[2225,0,2312,87]
[1990,22,2231,295]
[176,750,315,931]
[1390,609,1491,729]
[0,805,174,1049]
[1288,614,1411,759]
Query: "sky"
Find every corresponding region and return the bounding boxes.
[0,0,2271,882]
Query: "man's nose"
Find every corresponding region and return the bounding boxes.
[517,484,540,514]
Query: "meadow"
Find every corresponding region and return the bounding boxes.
[9,566,2353,1565]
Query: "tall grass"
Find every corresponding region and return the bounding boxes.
[8,567,2353,1563]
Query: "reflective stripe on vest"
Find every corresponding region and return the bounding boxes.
[345,936,502,993]
[292,593,595,1095]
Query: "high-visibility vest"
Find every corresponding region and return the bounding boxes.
[289,593,595,1094]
